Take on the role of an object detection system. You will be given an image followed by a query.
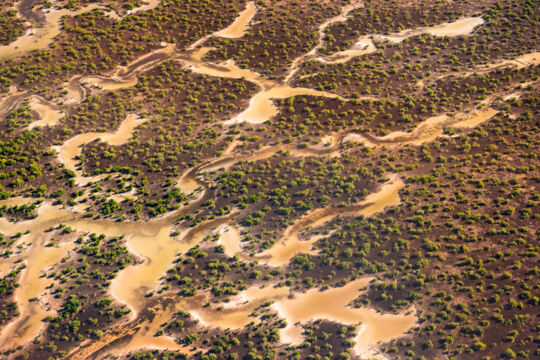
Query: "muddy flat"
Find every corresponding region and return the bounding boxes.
[0,0,538,359]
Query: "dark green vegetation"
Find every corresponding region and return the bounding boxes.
[204,0,343,78]
[0,0,538,359]
[296,0,539,100]
[318,0,487,55]
[312,97,540,359]
[0,0,245,92]
[0,8,24,45]
[18,232,133,359]
[79,63,257,218]
[0,232,19,330]
[179,151,381,251]
[152,93,539,360]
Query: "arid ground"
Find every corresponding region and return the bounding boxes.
[0,0,538,359]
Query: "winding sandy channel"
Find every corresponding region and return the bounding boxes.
[81,43,177,91]
[53,113,147,185]
[89,277,415,359]
[256,178,404,266]
[0,168,412,356]
[27,95,64,129]
[3,5,513,358]
[193,277,415,360]
[176,47,345,125]
[288,13,483,72]
[284,1,365,82]
[314,17,484,67]
[316,36,377,64]
[343,107,499,147]
[0,196,215,351]
[214,1,256,39]
[0,0,167,62]
[0,204,78,350]
[0,4,122,62]
[378,17,484,43]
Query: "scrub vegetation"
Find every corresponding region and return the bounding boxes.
[0,0,538,359]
